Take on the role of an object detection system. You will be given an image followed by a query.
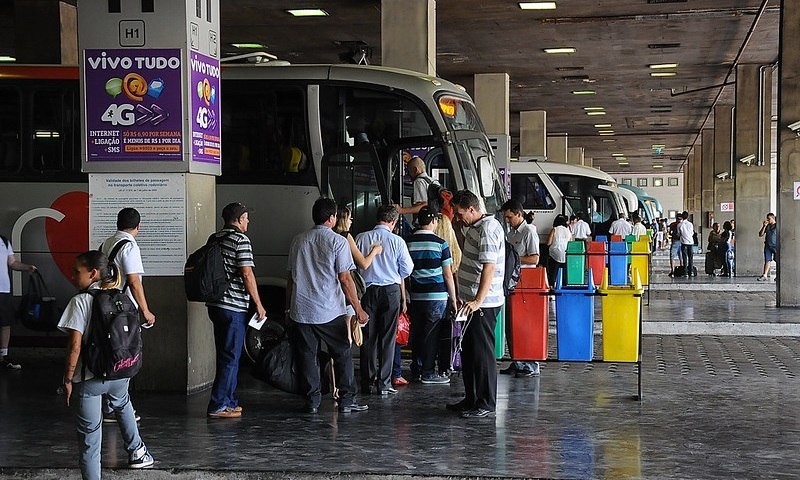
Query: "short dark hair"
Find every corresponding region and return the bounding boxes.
[417,206,437,226]
[376,204,399,224]
[312,198,337,225]
[116,208,140,231]
[631,213,641,223]
[222,202,250,224]
[450,190,481,210]
[553,214,568,228]
[501,199,524,215]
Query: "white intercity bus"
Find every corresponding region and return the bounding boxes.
[0,63,505,350]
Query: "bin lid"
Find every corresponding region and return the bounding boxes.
[566,241,586,253]
[599,266,644,293]
[595,235,609,242]
[517,266,549,290]
[588,241,607,253]
[608,241,628,253]
[631,241,651,253]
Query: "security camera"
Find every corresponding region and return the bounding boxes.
[715,171,729,180]
[738,154,756,166]
[789,120,800,133]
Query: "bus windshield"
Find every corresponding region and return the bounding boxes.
[549,174,619,235]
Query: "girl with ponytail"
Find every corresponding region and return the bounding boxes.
[57,250,154,478]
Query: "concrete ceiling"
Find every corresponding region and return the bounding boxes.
[2,0,782,174]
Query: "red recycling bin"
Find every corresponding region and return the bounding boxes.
[588,241,607,286]
[509,267,550,361]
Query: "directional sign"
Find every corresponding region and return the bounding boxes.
[720,202,735,212]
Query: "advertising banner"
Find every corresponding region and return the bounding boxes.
[84,48,183,161]
[189,52,221,164]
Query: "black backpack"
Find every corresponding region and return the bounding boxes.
[184,232,232,302]
[83,289,143,380]
[101,239,132,290]
[503,240,521,296]
[18,271,60,332]
[423,178,455,220]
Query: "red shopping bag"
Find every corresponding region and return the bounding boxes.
[396,311,410,346]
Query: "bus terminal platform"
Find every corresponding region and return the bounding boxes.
[1,252,798,480]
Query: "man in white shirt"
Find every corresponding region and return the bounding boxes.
[631,213,647,238]
[396,156,437,216]
[0,235,36,370]
[572,212,592,242]
[677,211,696,276]
[609,213,633,237]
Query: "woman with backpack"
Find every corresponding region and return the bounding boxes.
[58,250,154,479]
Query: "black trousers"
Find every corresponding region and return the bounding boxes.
[461,306,499,411]
[294,315,355,408]
[359,284,402,391]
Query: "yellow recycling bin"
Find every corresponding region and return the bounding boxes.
[599,267,643,362]
[630,240,651,286]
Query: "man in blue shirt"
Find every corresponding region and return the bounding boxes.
[355,205,414,395]
[288,198,369,414]
[406,206,457,384]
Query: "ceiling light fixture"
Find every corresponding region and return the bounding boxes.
[653,164,664,169]
[519,2,557,9]
[612,153,625,157]
[232,43,266,49]
[649,63,678,69]
[587,111,607,116]
[0,55,15,62]
[599,132,615,136]
[650,72,677,77]
[598,130,614,134]
[572,90,596,95]
[287,8,329,17]
[583,106,604,111]
[594,124,612,128]
[543,47,576,54]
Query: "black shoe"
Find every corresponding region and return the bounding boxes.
[461,408,494,418]
[499,365,516,375]
[339,403,369,413]
[446,399,473,412]
[379,387,398,395]
[304,405,319,414]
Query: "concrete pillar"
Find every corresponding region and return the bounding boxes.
[714,106,734,223]
[777,1,800,306]
[474,73,509,135]
[692,148,702,227]
[547,134,568,163]
[15,1,77,64]
[734,65,772,276]
[519,111,547,159]
[584,157,593,168]
[381,0,436,75]
[567,147,584,166]
[701,129,715,224]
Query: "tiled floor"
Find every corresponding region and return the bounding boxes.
[1,262,797,480]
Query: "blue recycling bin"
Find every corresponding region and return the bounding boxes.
[595,235,608,243]
[608,241,629,286]
[554,269,596,361]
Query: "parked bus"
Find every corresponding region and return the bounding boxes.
[0,63,505,348]
[509,159,631,240]
[619,184,662,226]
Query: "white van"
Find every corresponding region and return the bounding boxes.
[509,159,632,241]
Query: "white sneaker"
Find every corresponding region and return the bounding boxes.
[129,443,154,469]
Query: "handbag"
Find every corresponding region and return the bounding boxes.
[396,311,410,346]
[18,271,61,332]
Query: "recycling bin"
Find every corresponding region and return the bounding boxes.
[554,269,596,361]
[608,241,629,286]
[630,240,651,286]
[566,241,586,285]
[495,308,505,360]
[587,241,607,286]
[508,267,549,361]
[599,268,643,362]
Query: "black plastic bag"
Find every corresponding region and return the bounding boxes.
[18,271,60,332]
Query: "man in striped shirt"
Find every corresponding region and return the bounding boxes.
[206,203,266,418]
[446,190,505,419]
[406,206,457,385]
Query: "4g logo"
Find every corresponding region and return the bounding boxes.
[195,106,217,130]
[101,104,135,126]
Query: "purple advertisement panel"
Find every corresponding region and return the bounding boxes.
[189,52,221,164]
[84,49,183,161]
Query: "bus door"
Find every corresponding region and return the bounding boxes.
[452,131,503,215]
[384,137,447,212]
[321,143,387,235]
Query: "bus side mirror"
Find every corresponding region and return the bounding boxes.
[477,155,494,197]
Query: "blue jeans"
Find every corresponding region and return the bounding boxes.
[207,306,247,413]
[409,300,447,378]
[74,378,143,480]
